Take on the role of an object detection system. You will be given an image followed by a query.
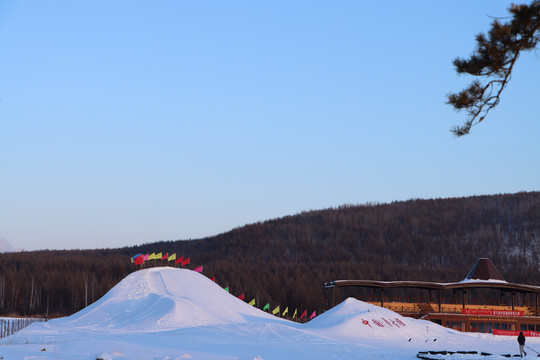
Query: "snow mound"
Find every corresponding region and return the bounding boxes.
[305,298,458,342]
[51,267,282,331]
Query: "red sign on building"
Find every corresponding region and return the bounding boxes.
[461,309,524,317]
[493,330,540,337]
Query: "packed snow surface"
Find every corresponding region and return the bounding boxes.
[1,267,537,360]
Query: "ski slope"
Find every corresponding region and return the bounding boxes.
[0,267,537,360]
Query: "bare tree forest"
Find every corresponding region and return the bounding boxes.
[0,191,539,318]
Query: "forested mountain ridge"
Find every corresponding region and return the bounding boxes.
[1,191,539,317]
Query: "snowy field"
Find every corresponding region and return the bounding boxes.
[0,267,537,360]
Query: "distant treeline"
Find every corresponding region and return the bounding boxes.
[1,191,539,317]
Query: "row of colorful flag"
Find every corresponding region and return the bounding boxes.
[263,304,315,320]
[131,253,196,268]
[130,253,317,320]
[225,290,316,320]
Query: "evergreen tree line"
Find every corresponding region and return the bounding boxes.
[0,191,538,318]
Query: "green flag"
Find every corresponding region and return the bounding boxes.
[272,305,280,315]
[224,287,229,292]
[263,303,270,311]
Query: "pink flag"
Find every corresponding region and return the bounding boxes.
[309,311,316,320]
[193,265,203,273]
[144,254,149,261]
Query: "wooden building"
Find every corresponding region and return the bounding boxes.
[324,258,540,336]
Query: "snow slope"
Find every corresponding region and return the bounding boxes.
[51,267,283,331]
[305,297,460,341]
[1,267,537,360]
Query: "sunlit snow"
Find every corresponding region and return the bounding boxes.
[0,267,536,360]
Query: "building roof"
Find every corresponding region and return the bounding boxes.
[325,258,540,294]
[463,258,505,282]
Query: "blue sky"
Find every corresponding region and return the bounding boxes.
[1,1,538,251]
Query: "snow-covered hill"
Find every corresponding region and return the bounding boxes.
[1,267,536,360]
[53,267,283,331]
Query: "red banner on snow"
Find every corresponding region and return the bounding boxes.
[493,330,540,337]
[461,309,523,317]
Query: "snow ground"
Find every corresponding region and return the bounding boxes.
[0,267,538,360]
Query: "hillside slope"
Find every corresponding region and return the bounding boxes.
[0,191,539,316]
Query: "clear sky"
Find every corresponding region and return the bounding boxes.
[1,1,538,251]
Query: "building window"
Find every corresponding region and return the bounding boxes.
[478,323,485,333]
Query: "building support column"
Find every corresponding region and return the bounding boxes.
[325,287,328,309]
[511,292,515,310]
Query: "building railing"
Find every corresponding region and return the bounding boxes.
[367,301,539,317]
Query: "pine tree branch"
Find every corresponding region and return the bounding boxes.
[447,1,540,136]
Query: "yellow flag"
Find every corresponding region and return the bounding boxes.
[149,253,156,260]
[248,298,256,306]
[155,252,162,259]
[272,305,280,315]
[293,308,297,318]
[168,253,176,261]
[282,307,288,316]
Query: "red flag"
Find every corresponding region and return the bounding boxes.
[210,277,216,282]
[193,265,203,273]
[175,256,183,264]
[237,294,244,300]
[162,252,168,260]
[182,257,190,266]
[134,255,145,266]
[309,311,316,320]
[300,310,307,319]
